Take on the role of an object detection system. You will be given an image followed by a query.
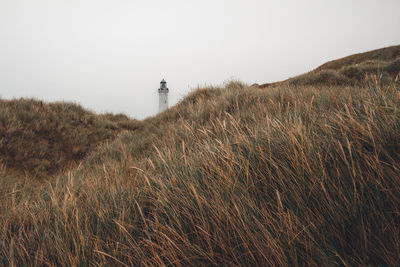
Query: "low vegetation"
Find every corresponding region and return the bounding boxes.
[259,45,400,88]
[0,98,139,179]
[0,46,399,266]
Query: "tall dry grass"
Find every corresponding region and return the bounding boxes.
[1,76,399,265]
[0,98,140,179]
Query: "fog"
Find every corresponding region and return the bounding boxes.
[0,0,399,119]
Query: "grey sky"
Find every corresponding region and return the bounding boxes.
[0,0,399,119]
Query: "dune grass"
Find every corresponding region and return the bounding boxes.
[1,74,399,265]
[259,45,400,88]
[0,98,140,179]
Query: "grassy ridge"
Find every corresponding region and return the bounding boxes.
[316,45,400,71]
[259,45,400,88]
[0,98,139,178]
[1,47,400,265]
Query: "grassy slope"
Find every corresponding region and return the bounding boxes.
[1,47,400,265]
[0,98,140,179]
[259,45,400,88]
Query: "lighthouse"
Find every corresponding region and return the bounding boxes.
[158,79,169,113]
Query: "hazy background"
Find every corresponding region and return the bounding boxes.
[0,0,399,119]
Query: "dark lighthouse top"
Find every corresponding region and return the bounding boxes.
[158,79,169,93]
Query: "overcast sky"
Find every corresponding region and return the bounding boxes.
[0,0,399,119]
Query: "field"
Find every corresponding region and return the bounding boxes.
[1,45,400,266]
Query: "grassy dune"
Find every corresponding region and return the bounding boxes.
[0,98,140,179]
[1,46,400,265]
[259,45,400,88]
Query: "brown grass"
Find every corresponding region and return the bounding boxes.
[1,47,400,265]
[316,45,400,71]
[259,45,400,88]
[0,98,140,179]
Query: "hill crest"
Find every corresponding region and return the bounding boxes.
[258,45,400,88]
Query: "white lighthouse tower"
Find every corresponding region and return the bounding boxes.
[158,79,169,113]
